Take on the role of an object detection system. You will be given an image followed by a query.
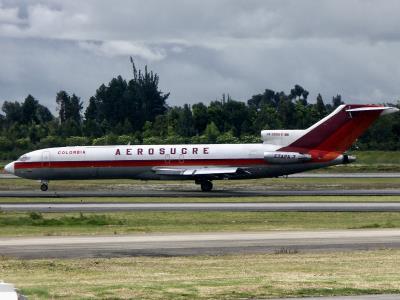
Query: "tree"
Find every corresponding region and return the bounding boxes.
[223,99,250,136]
[56,91,82,124]
[56,90,70,123]
[316,93,326,118]
[173,104,194,137]
[134,65,169,124]
[20,95,53,125]
[36,104,53,124]
[332,94,343,108]
[192,103,208,135]
[85,96,99,121]
[69,94,83,124]
[290,84,309,105]
[253,105,282,131]
[203,122,220,143]
[152,115,168,138]
[83,96,103,137]
[84,62,169,135]
[247,89,276,109]
[102,76,128,128]
[277,93,296,128]
[207,100,225,132]
[2,101,22,125]
[21,95,38,124]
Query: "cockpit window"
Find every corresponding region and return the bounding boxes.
[18,155,30,161]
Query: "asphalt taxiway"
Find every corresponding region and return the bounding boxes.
[1,229,400,259]
[3,202,400,212]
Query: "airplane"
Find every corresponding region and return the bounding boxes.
[4,104,399,192]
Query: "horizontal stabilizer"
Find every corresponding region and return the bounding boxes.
[346,106,399,115]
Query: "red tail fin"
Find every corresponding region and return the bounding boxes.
[279,104,397,156]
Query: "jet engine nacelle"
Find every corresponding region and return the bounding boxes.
[264,151,312,164]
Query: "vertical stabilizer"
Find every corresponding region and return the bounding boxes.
[278,104,398,156]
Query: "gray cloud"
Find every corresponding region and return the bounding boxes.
[1,0,400,114]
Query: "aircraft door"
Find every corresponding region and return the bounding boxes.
[42,151,51,168]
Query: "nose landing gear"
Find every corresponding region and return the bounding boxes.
[40,180,48,192]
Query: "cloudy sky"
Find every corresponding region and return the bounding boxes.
[1,0,400,113]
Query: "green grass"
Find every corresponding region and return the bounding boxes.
[2,250,400,299]
[353,151,400,164]
[0,212,119,227]
[1,211,400,236]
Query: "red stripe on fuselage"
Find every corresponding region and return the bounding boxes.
[14,158,267,170]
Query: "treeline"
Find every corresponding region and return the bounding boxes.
[0,63,399,160]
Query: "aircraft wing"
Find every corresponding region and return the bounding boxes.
[152,166,249,177]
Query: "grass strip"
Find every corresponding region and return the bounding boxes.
[1,211,400,236]
[1,250,400,299]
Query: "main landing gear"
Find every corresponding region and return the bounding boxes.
[40,180,48,192]
[196,180,213,192]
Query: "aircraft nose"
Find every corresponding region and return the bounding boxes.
[4,162,15,174]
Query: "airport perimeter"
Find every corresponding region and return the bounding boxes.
[0,175,399,299]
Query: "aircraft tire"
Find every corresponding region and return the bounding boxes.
[200,180,213,192]
[40,183,48,192]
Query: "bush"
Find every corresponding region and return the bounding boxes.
[216,131,240,144]
[0,136,13,151]
[92,135,119,145]
[190,135,210,144]
[240,135,261,143]
[15,138,30,150]
[66,136,90,146]
[117,135,138,145]
[142,136,164,145]
[38,136,64,148]
[164,135,187,144]
[29,212,43,220]
[92,136,107,145]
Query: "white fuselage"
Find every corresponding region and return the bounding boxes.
[7,143,344,181]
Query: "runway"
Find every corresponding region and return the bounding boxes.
[1,229,400,259]
[4,202,400,212]
[1,189,400,198]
